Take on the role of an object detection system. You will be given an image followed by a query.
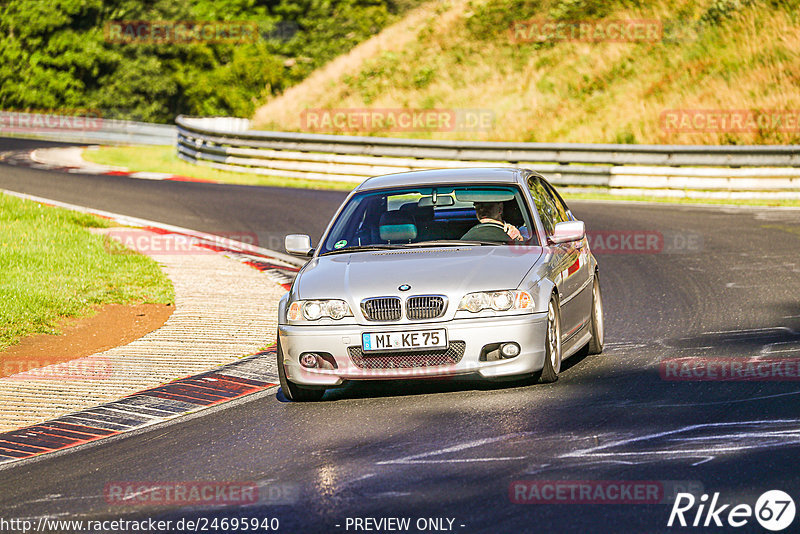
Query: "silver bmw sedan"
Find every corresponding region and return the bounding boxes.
[277,167,603,401]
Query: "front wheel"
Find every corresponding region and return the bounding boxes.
[538,297,562,383]
[587,274,604,355]
[277,337,326,402]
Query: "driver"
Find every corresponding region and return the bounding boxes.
[461,202,523,242]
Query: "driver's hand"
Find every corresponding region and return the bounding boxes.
[504,223,523,241]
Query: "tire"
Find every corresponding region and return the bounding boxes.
[277,337,326,402]
[587,273,604,355]
[538,297,562,383]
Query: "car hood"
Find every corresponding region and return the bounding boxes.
[295,246,544,303]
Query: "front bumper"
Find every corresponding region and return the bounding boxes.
[278,313,548,387]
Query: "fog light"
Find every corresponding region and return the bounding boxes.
[500,343,520,358]
[299,353,319,368]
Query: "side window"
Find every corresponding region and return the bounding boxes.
[543,181,571,223]
[527,176,559,235]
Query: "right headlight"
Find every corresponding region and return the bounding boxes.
[458,290,533,313]
[288,299,353,321]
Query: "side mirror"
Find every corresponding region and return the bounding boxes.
[549,220,585,244]
[285,234,314,256]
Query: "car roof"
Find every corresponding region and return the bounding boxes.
[355,167,533,192]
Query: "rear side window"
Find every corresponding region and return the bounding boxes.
[527,176,561,236]
[542,181,572,222]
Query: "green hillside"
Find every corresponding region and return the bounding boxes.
[253,0,800,145]
[0,0,422,122]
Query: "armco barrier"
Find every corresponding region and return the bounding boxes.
[7,112,797,197]
[175,116,800,197]
[0,112,175,146]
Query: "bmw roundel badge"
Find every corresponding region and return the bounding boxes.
[398,284,411,291]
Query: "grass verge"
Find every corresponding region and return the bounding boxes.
[561,190,800,208]
[82,145,357,191]
[0,193,175,351]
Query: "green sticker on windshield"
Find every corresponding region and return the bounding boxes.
[334,240,347,249]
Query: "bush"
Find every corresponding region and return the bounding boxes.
[0,0,422,122]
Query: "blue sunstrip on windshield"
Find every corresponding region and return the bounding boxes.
[433,207,476,220]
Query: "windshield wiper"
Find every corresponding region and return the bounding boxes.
[321,240,505,255]
[320,244,406,256]
[406,240,502,247]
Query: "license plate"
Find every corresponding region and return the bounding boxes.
[362,329,447,352]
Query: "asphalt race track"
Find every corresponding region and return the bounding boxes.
[0,138,345,251]
[2,136,800,533]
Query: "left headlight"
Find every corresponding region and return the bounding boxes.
[288,299,353,321]
[458,290,533,313]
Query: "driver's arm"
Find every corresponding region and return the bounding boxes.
[503,223,523,241]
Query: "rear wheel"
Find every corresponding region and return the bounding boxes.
[538,297,562,383]
[277,337,326,402]
[587,274,604,355]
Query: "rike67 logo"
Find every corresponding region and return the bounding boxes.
[668,490,796,531]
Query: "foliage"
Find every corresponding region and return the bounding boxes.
[0,0,418,122]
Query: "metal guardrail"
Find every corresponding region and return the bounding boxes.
[177,116,800,166]
[175,116,800,197]
[0,112,175,146]
[7,111,796,197]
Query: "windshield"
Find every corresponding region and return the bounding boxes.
[319,184,537,255]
